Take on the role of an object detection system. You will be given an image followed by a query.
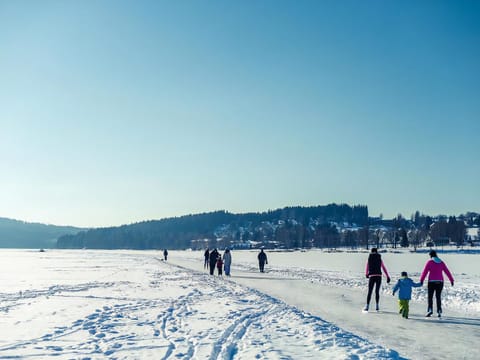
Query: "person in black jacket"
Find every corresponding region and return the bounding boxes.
[364,248,390,312]
[163,249,168,261]
[258,249,268,273]
[209,248,219,275]
[204,248,210,269]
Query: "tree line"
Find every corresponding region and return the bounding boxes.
[56,204,369,250]
[56,206,477,250]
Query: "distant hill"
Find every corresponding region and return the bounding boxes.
[57,204,369,250]
[0,217,83,249]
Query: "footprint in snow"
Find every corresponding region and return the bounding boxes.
[47,346,63,351]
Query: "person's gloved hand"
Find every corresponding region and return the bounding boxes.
[387,277,391,284]
[366,274,369,278]
[451,281,454,286]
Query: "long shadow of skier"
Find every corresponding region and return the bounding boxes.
[413,316,480,327]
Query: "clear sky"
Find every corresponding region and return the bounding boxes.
[1,1,479,227]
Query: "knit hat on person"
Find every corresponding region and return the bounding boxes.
[401,271,408,277]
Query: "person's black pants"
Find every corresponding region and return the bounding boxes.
[209,261,216,275]
[366,276,382,305]
[259,261,265,272]
[427,281,444,312]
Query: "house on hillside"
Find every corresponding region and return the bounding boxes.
[466,227,479,246]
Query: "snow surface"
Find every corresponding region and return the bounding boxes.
[0,249,478,359]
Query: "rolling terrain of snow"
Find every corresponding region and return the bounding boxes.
[0,248,478,359]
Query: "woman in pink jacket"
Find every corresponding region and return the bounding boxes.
[420,250,454,317]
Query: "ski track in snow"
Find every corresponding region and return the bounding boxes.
[0,282,118,313]
[154,261,402,360]
[0,252,404,359]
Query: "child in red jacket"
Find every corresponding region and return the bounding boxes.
[216,257,224,276]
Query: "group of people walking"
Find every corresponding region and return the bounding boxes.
[364,248,454,319]
[204,248,232,276]
[203,248,269,276]
[166,246,451,319]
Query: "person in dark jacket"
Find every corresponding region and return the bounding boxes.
[364,248,390,312]
[258,249,268,273]
[163,249,168,261]
[209,248,219,275]
[392,271,422,319]
[204,248,210,269]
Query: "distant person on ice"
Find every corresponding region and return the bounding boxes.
[204,248,210,269]
[223,248,232,276]
[216,256,224,276]
[163,249,168,261]
[420,250,454,318]
[209,248,219,275]
[258,248,268,273]
[392,271,422,319]
[364,248,390,312]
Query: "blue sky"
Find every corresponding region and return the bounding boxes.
[1,1,479,227]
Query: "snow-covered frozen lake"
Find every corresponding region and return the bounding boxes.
[0,248,478,359]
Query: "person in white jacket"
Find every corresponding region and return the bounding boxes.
[223,249,232,276]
